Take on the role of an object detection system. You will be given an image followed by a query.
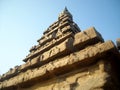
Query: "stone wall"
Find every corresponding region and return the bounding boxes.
[19,59,119,90]
[0,27,120,90]
[0,8,120,90]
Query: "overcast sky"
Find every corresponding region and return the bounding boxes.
[0,0,120,74]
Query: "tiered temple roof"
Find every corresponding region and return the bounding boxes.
[0,8,120,90]
[23,7,81,62]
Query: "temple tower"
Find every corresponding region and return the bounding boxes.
[0,8,120,90]
[23,7,80,62]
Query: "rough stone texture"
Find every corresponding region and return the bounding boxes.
[17,60,119,90]
[0,41,120,90]
[0,8,120,90]
[0,27,103,83]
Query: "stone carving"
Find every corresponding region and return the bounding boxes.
[0,40,119,89]
[0,7,120,90]
[29,45,36,52]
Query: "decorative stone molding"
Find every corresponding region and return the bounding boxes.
[0,8,120,90]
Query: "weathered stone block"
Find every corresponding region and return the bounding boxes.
[0,41,118,90]
[40,37,74,62]
[74,31,89,45]
[84,27,103,41]
[23,32,73,62]
[73,27,104,50]
[30,56,40,66]
[20,61,30,71]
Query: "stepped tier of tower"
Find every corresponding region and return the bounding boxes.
[23,8,80,63]
[0,8,120,90]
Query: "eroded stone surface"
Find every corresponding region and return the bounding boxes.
[18,60,118,90]
[0,27,104,82]
[0,41,119,89]
[0,8,120,90]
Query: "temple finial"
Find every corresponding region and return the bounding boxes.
[63,6,69,14]
[58,7,73,20]
[64,6,68,12]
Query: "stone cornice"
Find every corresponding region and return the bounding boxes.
[0,40,118,89]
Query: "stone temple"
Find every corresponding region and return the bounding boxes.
[0,8,120,90]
